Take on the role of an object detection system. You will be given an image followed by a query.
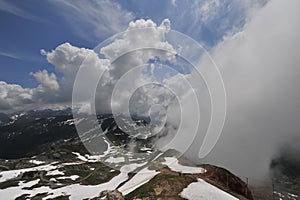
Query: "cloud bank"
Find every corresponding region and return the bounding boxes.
[0,19,175,114]
[197,0,300,179]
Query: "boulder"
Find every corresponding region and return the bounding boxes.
[98,190,124,200]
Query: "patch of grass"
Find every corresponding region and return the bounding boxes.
[29,192,49,200]
[125,184,156,199]
[56,162,120,185]
[0,179,19,189]
[15,194,30,200]
[125,169,196,200]
[52,195,71,200]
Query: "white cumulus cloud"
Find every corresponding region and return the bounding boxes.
[30,70,59,91]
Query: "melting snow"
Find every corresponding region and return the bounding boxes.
[288,193,298,198]
[180,178,238,200]
[140,147,152,151]
[118,167,159,196]
[0,164,57,183]
[105,156,125,163]
[46,169,64,176]
[57,175,79,181]
[49,178,57,182]
[0,163,147,200]
[72,152,88,162]
[71,138,112,163]
[0,179,50,200]
[29,160,45,165]
[44,162,146,200]
[162,157,205,174]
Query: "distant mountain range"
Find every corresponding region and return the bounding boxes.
[0,113,10,124]
[0,108,154,159]
[0,108,72,125]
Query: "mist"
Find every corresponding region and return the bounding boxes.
[181,0,300,179]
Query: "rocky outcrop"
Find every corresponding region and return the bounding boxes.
[202,164,254,199]
[98,190,124,200]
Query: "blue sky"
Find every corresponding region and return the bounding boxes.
[0,0,261,88]
[0,0,94,87]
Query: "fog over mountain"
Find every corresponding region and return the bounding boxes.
[197,0,300,179]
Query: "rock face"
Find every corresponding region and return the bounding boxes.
[98,190,124,200]
[202,164,254,200]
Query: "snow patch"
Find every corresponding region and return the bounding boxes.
[29,160,45,165]
[57,175,79,181]
[46,169,64,176]
[162,157,205,174]
[0,179,49,200]
[105,156,125,163]
[72,152,88,162]
[180,178,238,200]
[0,162,147,200]
[44,162,146,200]
[118,167,159,196]
[0,164,57,183]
